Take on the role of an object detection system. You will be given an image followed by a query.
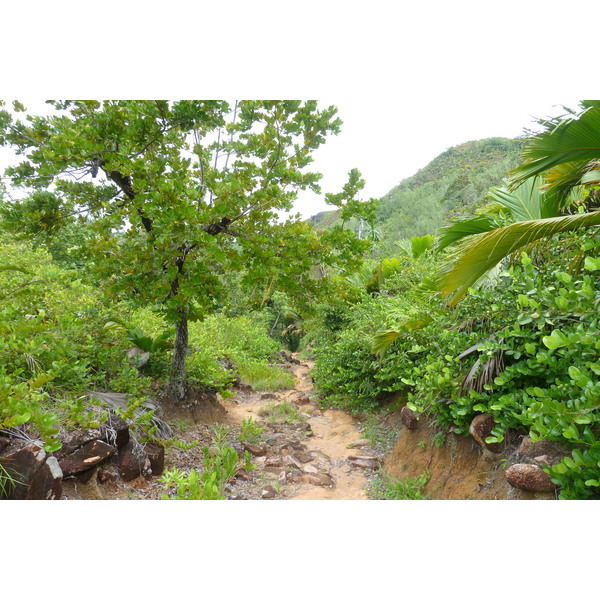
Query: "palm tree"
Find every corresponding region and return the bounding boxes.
[433,101,600,307]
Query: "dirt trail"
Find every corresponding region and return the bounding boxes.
[224,357,375,500]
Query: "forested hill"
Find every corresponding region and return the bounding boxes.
[309,137,524,255]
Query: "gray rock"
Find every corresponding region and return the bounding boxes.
[348,456,380,470]
[283,455,303,470]
[347,439,372,449]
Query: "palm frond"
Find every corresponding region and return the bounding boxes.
[509,101,600,195]
[436,214,499,252]
[372,329,403,355]
[486,175,561,220]
[433,210,600,307]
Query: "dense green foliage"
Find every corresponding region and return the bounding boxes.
[0,100,374,402]
[2,98,600,500]
[309,228,600,499]
[0,229,300,451]
[306,103,600,500]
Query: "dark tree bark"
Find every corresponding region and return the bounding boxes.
[169,309,189,403]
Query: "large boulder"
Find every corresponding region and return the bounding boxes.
[54,429,104,461]
[505,463,556,492]
[518,436,570,465]
[0,443,63,500]
[58,440,116,477]
[112,440,152,481]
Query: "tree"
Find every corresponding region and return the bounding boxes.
[0,100,372,401]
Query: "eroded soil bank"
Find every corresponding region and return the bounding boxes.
[382,411,557,500]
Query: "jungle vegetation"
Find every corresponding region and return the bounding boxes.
[1,99,599,499]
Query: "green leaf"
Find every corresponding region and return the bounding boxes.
[584,256,600,271]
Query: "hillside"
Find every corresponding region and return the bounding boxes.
[309,137,523,255]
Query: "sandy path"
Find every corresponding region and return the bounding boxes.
[225,357,372,500]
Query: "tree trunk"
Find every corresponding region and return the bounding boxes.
[358,218,364,240]
[169,310,189,403]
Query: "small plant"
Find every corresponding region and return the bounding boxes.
[158,437,200,451]
[103,319,173,353]
[239,417,265,445]
[175,418,191,433]
[417,440,427,450]
[432,431,446,447]
[0,463,19,498]
[159,468,203,500]
[258,401,302,423]
[243,450,256,472]
[370,469,431,500]
[211,423,230,449]
[160,424,240,500]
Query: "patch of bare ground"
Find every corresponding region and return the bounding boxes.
[222,357,382,500]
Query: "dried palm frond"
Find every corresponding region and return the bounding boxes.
[459,344,505,394]
[87,391,173,439]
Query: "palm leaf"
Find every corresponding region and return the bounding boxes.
[509,101,600,195]
[395,239,412,257]
[436,214,499,252]
[486,175,561,220]
[411,234,435,258]
[372,329,403,355]
[433,209,600,307]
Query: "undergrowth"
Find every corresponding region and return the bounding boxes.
[370,469,431,500]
